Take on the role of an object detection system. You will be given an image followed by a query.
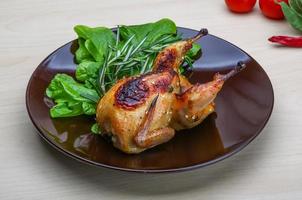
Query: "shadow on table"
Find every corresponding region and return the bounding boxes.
[39,123,273,197]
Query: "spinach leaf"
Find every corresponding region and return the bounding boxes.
[91,123,102,134]
[183,43,202,71]
[75,61,101,82]
[187,43,202,59]
[75,38,93,63]
[119,18,177,47]
[74,25,115,62]
[46,74,99,118]
[280,1,302,32]
[82,102,97,115]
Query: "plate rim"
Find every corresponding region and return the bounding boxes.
[25,26,274,173]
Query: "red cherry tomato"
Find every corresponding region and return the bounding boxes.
[259,0,289,20]
[225,0,257,13]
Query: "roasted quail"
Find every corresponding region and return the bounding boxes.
[96,29,246,153]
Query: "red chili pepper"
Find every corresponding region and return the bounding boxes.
[268,36,302,47]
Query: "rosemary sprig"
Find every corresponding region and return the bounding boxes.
[97,27,182,97]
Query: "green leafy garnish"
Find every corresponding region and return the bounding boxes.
[74,25,115,62]
[75,61,101,82]
[46,74,99,118]
[280,0,302,32]
[46,19,202,133]
[119,18,177,47]
[91,123,102,134]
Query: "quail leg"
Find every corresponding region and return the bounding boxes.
[171,62,246,130]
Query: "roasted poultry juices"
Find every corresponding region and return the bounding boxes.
[96,29,246,153]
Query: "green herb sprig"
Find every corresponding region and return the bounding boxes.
[96,26,182,96]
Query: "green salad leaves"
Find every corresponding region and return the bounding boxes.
[46,74,99,118]
[46,19,202,128]
[280,0,302,32]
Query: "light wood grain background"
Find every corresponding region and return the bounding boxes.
[1,0,301,199]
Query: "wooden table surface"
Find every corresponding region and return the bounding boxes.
[1,0,301,199]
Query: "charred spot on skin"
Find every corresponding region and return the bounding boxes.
[168,86,174,93]
[115,70,176,109]
[115,77,149,109]
[155,48,177,71]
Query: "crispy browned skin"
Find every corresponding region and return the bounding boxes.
[96,29,246,153]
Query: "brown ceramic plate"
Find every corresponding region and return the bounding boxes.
[26,27,274,173]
